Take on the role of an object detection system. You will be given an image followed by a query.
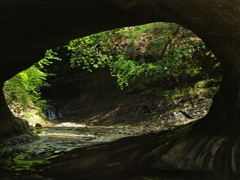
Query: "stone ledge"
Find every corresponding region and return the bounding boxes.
[0,117,31,137]
[0,131,38,148]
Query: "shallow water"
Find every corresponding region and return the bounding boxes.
[0,125,133,179]
[0,117,198,179]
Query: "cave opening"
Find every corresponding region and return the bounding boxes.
[1,1,240,179]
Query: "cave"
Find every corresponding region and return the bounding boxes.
[1,1,240,179]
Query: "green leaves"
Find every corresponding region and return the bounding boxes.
[67,22,218,89]
[4,51,58,112]
[66,35,111,70]
[37,49,61,70]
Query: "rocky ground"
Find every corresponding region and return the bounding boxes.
[39,92,212,137]
[38,57,219,134]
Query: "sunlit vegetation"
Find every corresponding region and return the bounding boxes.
[3,22,222,116]
[3,50,60,117]
[66,22,221,89]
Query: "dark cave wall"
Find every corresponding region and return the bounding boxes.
[0,0,151,136]
[0,0,151,82]
[1,0,240,85]
[1,0,240,137]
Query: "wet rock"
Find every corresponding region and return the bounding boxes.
[88,122,98,126]
[179,111,194,119]
[0,132,38,148]
[83,136,97,140]
[113,125,164,135]
[55,122,87,128]
[29,122,35,127]
[135,105,151,115]
[0,117,30,137]
[70,141,82,144]
[35,123,42,127]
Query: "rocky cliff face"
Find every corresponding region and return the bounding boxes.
[40,50,123,121]
[40,50,213,131]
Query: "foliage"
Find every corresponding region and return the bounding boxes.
[66,22,220,90]
[36,49,61,71]
[4,50,60,116]
[2,22,221,119]
[66,35,113,71]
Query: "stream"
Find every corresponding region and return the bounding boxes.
[0,123,134,179]
[0,98,211,179]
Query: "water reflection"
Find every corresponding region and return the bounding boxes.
[0,126,133,179]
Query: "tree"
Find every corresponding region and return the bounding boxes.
[1,0,240,178]
[67,23,214,89]
[4,49,59,117]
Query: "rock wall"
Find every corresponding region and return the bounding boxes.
[41,52,123,120]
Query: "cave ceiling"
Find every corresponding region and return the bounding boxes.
[1,0,240,82]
